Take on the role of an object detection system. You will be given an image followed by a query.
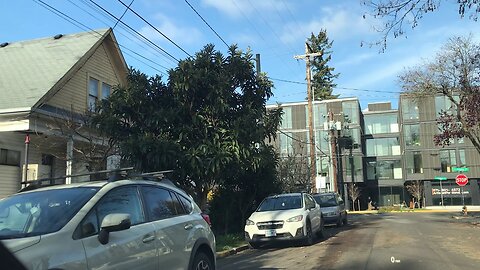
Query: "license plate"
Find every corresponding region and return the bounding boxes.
[265,229,276,237]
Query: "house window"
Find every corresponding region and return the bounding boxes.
[366,138,400,157]
[435,95,459,117]
[342,101,359,124]
[364,114,398,134]
[102,83,111,99]
[88,78,112,111]
[440,149,456,172]
[41,154,54,166]
[0,149,21,166]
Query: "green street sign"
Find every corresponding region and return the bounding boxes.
[434,176,447,181]
[452,167,469,172]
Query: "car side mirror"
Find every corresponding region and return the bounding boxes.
[98,213,131,245]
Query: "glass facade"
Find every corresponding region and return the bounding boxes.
[366,160,402,180]
[404,124,420,146]
[440,149,456,172]
[315,130,329,154]
[281,107,292,129]
[279,132,293,155]
[366,138,401,157]
[313,103,327,128]
[459,149,466,167]
[342,101,359,125]
[435,95,459,117]
[406,151,423,174]
[345,156,363,181]
[379,186,406,206]
[401,98,419,120]
[364,114,398,134]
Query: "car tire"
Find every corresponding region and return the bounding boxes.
[191,251,214,270]
[343,214,348,225]
[304,222,314,246]
[249,242,261,249]
[316,217,325,239]
[336,216,343,227]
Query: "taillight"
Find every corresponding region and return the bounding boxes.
[201,213,211,226]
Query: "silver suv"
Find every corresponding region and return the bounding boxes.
[0,179,216,270]
[313,192,347,227]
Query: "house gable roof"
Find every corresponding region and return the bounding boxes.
[0,28,117,112]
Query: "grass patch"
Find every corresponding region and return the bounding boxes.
[216,233,246,252]
[378,206,421,213]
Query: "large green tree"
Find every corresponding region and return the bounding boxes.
[95,44,281,210]
[306,30,339,100]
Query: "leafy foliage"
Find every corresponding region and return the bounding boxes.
[306,30,339,100]
[94,44,281,209]
[363,0,480,51]
[399,36,480,154]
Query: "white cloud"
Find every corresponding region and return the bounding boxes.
[201,0,286,18]
[139,14,202,45]
[280,7,373,44]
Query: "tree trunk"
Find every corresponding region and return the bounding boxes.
[357,200,360,211]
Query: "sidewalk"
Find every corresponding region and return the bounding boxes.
[347,205,480,214]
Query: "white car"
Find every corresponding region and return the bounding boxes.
[244,193,324,248]
[0,179,216,270]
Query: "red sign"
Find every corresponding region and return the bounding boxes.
[456,174,469,187]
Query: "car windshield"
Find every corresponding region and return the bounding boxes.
[257,195,303,211]
[0,187,99,239]
[313,194,338,207]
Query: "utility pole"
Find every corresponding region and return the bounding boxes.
[294,43,322,193]
[328,110,339,193]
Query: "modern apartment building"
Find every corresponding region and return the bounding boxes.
[272,94,480,208]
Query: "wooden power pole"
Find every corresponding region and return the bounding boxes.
[294,43,322,193]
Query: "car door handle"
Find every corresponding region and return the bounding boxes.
[184,224,193,230]
[142,235,155,243]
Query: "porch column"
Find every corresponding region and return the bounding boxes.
[66,137,73,184]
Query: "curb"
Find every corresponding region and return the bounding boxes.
[216,244,250,259]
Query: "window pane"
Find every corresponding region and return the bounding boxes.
[440,150,456,173]
[89,78,99,96]
[404,124,420,146]
[6,150,20,166]
[142,186,177,221]
[364,114,398,134]
[366,138,400,156]
[459,149,466,166]
[177,194,193,214]
[169,192,185,215]
[0,149,7,164]
[101,83,111,100]
[342,101,359,124]
[97,187,144,226]
[281,107,292,129]
[88,96,97,111]
[406,151,423,174]
[401,99,419,120]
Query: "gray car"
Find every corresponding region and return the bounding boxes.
[0,179,216,270]
[313,193,347,227]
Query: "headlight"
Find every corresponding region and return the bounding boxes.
[245,219,255,225]
[286,215,303,222]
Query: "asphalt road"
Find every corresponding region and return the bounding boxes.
[217,213,480,270]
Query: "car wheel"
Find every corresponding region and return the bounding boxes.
[343,214,348,225]
[304,222,314,246]
[191,251,214,270]
[316,217,325,239]
[336,216,343,227]
[249,242,261,249]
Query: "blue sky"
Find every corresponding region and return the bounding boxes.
[1,0,479,108]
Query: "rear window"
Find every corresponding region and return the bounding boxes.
[313,194,338,207]
[257,195,303,211]
[0,187,99,239]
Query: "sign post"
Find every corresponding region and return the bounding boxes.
[456,174,469,207]
[434,176,447,206]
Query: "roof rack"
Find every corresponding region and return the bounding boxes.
[19,167,135,192]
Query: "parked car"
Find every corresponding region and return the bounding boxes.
[244,193,324,248]
[0,179,216,270]
[313,192,347,227]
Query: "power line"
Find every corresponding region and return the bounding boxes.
[89,0,179,62]
[278,130,329,157]
[74,0,176,68]
[116,0,192,57]
[113,0,134,29]
[34,0,169,76]
[184,0,229,48]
